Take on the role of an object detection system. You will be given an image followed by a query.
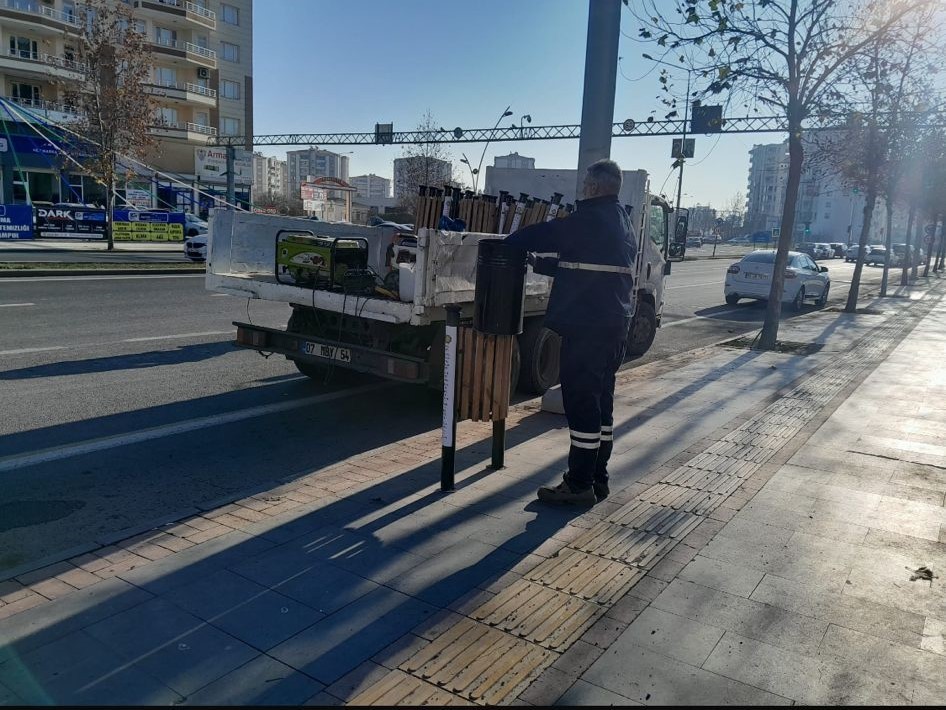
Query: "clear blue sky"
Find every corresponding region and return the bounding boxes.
[252,0,764,210]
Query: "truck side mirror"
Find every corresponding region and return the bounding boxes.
[674,214,689,242]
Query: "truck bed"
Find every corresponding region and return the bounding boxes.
[206,210,552,325]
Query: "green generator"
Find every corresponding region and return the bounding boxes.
[275,231,369,289]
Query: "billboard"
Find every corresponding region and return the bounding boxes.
[0,205,34,239]
[113,210,185,242]
[194,147,253,185]
[35,206,108,239]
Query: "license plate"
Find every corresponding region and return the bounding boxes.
[303,341,352,363]
[745,272,768,280]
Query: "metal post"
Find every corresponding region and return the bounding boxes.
[489,420,506,470]
[226,143,236,208]
[441,305,461,492]
[673,70,691,235]
[575,0,621,192]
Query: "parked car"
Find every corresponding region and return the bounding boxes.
[812,243,834,259]
[724,249,830,311]
[184,213,209,237]
[865,246,888,266]
[829,243,846,258]
[184,234,207,262]
[686,236,703,248]
[844,244,862,262]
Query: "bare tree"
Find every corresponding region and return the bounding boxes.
[632,0,932,347]
[396,110,454,215]
[70,0,155,250]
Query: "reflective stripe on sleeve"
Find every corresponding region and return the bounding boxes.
[558,261,634,275]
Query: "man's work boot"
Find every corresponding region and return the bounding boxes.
[537,481,597,506]
[593,479,610,502]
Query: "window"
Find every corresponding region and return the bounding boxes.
[154,107,178,125]
[221,42,239,62]
[221,79,240,99]
[154,27,176,46]
[154,66,176,86]
[194,111,209,127]
[648,204,666,246]
[221,117,240,135]
[11,83,40,106]
[221,4,239,24]
[9,36,37,60]
[63,2,76,22]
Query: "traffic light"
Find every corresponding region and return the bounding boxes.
[804,223,811,237]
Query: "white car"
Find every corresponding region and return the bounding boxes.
[184,234,207,262]
[184,213,209,237]
[725,250,830,310]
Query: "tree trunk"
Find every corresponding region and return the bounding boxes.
[936,214,946,271]
[845,187,877,313]
[758,124,803,350]
[106,176,115,251]
[898,195,911,287]
[880,196,893,297]
[906,203,917,279]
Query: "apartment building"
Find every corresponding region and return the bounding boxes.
[0,0,253,209]
[253,151,287,200]
[286,147,349,199]
[493,152,535,170]
[350,173,390,206]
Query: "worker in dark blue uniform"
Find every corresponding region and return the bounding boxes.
[505,159,637,505]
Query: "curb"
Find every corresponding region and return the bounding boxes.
[0,267,204,277]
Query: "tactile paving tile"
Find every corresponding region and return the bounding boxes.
[525,547,644,604]
[398,617,553,704]
[570,521,676,568]
[684,453,756,477]
[471,579,604,651]
[607,500,704,539]
[636,483,721,515]
[350,669,473,706]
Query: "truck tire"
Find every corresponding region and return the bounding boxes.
[293,359,331,382]
[626,300,657,357]
[517,319,561,395]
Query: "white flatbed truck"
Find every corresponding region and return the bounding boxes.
[206,176,676,394]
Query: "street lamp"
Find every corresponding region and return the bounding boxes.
[460,154,477,191]
[469,105,514,194]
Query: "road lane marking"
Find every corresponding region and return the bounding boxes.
[0,274,204,283]
[123,330,234,343]
[666,281,723,290]
[662,308,744,327]
[0,302,34,307]
[0,346,68,356]
[0,381,392,474]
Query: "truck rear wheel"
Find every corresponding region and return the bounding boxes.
[293,359,331,382]
[518,319,560,395]
[627,300,657,357]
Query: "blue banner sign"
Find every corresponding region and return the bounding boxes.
[0,204,34,239]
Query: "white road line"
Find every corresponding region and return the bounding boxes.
[123,330,234,343]
[0,381,391,474]
[0,274,204,283]
[662,308,744,327]
[0,346,68,356]
[666,281,722,290]
[0,302,34,308]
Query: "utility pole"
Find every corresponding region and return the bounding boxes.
[226,143,236,208]
[673,70,692,236]
[575,0,621,194]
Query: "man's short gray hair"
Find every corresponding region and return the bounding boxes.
[586,159,622,195]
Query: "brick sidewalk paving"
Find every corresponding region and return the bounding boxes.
[0,282,942,705]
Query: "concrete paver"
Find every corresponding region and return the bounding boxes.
[0,281,944,704]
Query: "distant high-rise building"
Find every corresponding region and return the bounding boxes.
[286,148,350,198]
[350,174,392,206]
[493,152,535,170]
[253,153,287,200]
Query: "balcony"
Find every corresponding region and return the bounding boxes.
[4,95,79,124]
[0,0,82,33]
[150,120,217,142]
[145,81,217,107]
[150,38,217,69]
[0,49,86,80]
[133,0,216,31]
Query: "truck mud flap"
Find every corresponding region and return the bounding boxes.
[233,321,428,383]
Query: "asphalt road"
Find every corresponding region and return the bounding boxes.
[0,259,886,573]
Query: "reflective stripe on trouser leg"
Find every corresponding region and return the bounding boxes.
[594,337,626,488]
[560,335,606,491]
[568,430,600,490]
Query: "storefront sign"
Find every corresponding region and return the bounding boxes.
[194,147,253,185]
[113,210,185,242]
[36,207,107,239]
[0,204,34,239]
[124,189,152,210]
[301,185,328,201]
